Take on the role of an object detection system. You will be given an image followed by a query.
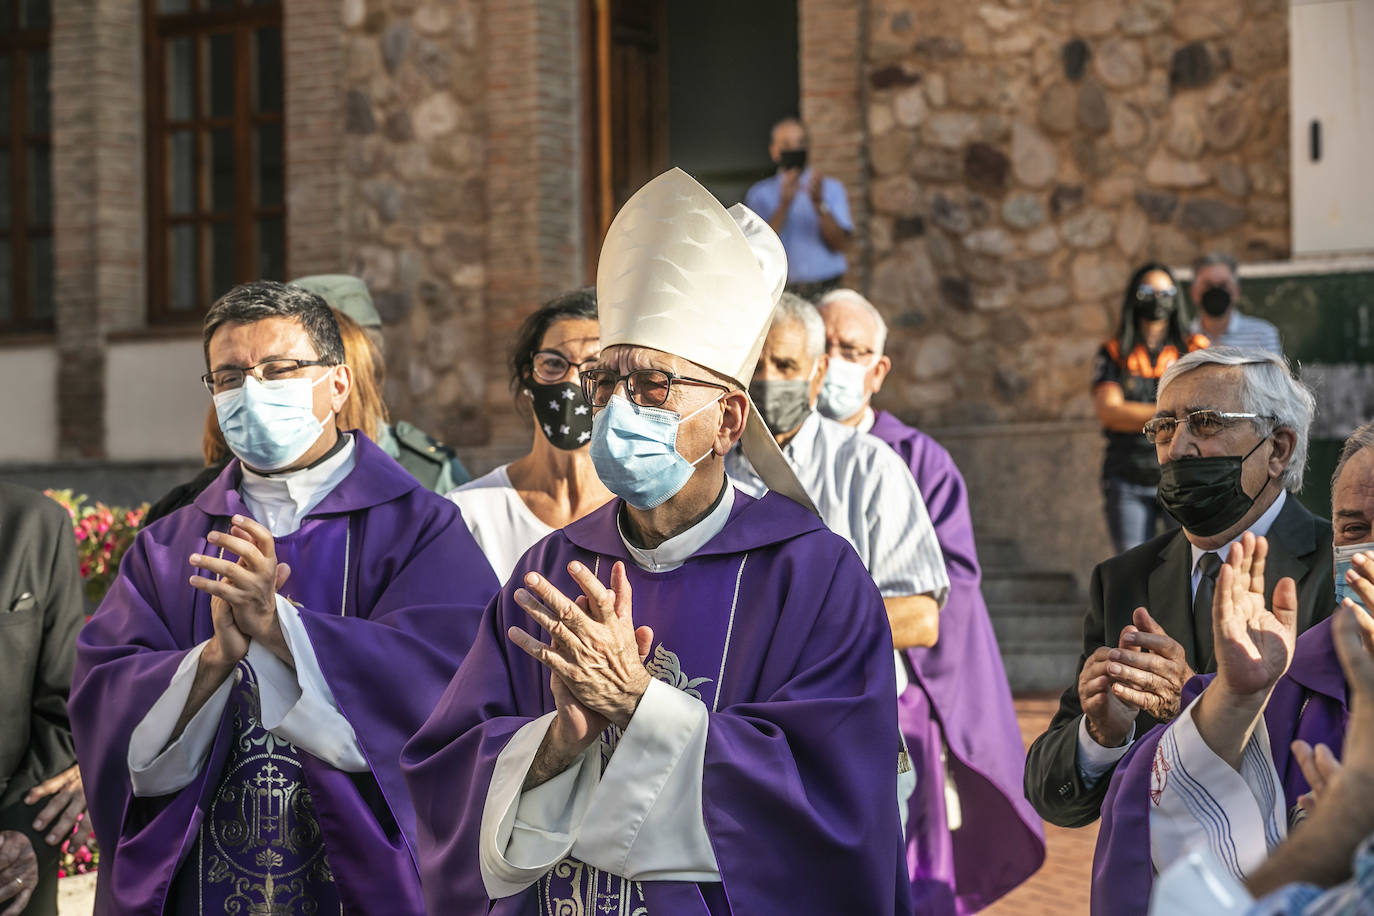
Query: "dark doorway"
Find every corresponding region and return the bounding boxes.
[584,0,799,277]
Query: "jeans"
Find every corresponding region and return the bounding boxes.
[1103,477,1178,555]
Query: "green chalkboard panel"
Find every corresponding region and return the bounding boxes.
[1233,267,1374,517]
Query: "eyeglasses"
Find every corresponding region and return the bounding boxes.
[1142,409,1272,445]
[581,368,728,409]
[1135,284,1179,302]
[530,349,599,384]
[202,358,336,394]
[826,341,875,363]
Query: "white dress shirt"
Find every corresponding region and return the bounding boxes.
[1076,490,1290,785]
[478,484,737,897]
[127,436,369,797]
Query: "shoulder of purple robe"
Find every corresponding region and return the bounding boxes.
[870,411,979,582]
[1284,615,1343,703]
[403,502,912,916]
[71,520,237,913]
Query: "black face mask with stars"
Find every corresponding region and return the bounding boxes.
[526,379,594,450]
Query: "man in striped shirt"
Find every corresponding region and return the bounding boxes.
[1190,252,1283,355]
[725,292,950,646]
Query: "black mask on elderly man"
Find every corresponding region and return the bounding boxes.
[1157,437,1269,537]
[1199,287,1233,318]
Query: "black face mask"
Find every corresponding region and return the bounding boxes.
[1199,287,1233,317]
[1138,293,1178,323]
[1157,437,1269,537]
[526,380,594,451]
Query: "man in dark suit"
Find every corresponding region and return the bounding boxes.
[0,483,89,916]
[1025,347,1335,828]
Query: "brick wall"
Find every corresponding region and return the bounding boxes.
[51,0,144,459]
[285,0,347,278]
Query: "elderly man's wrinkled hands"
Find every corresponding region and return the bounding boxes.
[1079,644,1139,748]
[190,515,292,664]
[510,561,654,734]
[23,765,91,849]
[0,831,37,916]
[1212,533,1298,705]
[1103,608,1194,723]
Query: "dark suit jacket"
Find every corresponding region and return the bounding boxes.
[1024,493,1334,828]
[0,482,85,914]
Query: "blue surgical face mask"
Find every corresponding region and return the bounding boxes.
[214,373,335,472]
[817,357,871,421]
[1335,540,1374,610]
[589,393,722,510]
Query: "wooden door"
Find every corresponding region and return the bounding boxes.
[584,0,668,278]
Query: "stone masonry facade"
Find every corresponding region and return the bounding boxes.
[857,0,1290,429]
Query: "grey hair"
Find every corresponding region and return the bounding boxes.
[772,292,826,360]
[203,280,345,368]
[817,287,889,356]
[1158,346,1316,493]
[1192,251,1238,276]
[1332,423,1374,494]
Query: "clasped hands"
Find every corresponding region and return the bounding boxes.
[1081,606,1195,749]
[508,560,654,767]
[188,514,293,673]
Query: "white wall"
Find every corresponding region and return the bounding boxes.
[105,338,208,461]
[1290,0,1374,255]
[0,345,58,462]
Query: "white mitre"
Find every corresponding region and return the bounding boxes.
[597,167,816,514]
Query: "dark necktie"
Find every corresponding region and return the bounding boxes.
[1192,551,1223,672]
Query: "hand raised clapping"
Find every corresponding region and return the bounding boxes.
[1212,532,1298,702]
[509,560,654,737]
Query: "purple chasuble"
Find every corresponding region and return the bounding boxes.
[869,411,1046,913]
[402,491,913,916]
[70,435,499,915]
[1091,615,1348,916]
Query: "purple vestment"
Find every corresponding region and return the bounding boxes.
[870,411,1046,913]
[402,490,913,915]
[1091,615,1348,916]
[70,435,499,915]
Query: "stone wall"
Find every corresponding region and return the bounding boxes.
[861,0,1291,429]
[339,0,491,448]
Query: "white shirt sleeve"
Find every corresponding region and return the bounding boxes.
[127,640,235,797]
[861,448,950,606]
[1076,714,1136,787]
[1148,693,1286,882]
[1149,849,1254,916]
[572,678,717,880]
[245,593,369,772]
[479,679,718,897]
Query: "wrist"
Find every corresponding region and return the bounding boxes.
[608,671,652,731]
[201,639,240,676]
[1085,715,1131,748]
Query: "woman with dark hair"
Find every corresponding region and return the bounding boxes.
[1091,262,1209,554]
[447,288,611,582]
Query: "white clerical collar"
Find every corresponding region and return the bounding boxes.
[239,433,357,537]
[617,481,737,574]
[1190,488,1287,573]
[855,407,877,435]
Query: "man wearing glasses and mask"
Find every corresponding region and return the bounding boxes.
[1026,347,1333,829]
[404,168,911,915]
[69,281,498,915]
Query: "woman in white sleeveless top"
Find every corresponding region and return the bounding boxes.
[446,290,612,582]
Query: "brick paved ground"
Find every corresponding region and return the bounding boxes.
[984,693,1100,916]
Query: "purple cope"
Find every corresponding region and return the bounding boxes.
[402,490,913,915]
[1091,615,1348,916]
[870,410,1047,913]
[70,435,499,915]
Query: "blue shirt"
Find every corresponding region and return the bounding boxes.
[744,170,853,283]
